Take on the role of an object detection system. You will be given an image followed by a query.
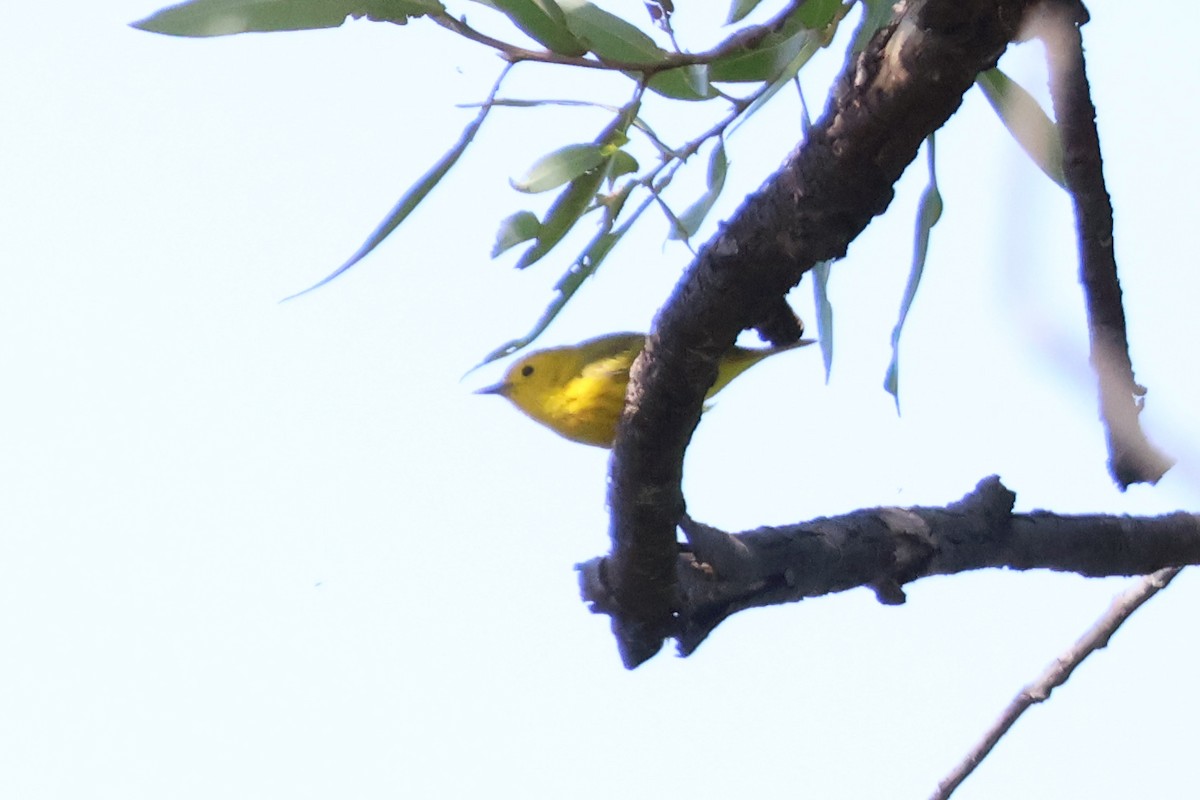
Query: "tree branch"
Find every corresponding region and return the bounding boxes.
[603,0,1037,668]
[579,477,1200,657]
[432,1,807,74]
[930,565,1183,799]
[1033,0,1173,488]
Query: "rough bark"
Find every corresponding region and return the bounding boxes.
[604,0,1037,668]
[1033,0,1173,487]
[581,477,1200,656]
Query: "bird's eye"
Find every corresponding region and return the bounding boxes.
[521,365,535,377]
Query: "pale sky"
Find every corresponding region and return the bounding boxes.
[3,3,1200,798]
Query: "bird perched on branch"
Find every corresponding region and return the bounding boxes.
[476,331,813,447]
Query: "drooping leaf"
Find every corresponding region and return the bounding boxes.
[558,0,666,63]
[478,187,647,366]
[492,211,541,257]
[726,0,763,24]
[647,64,715,101]
[475,0,587,56]
[132,0,441,36]
[513,163,607,269]
[511,143,606,193]
[282,67,507,300]
[727,34,821,131]
[669,139,727,240]
[478,245,605,364]
[469,98,670,156]
[977,68,1066,188]
[709,25,811,83]
[884,135,943,409]
[792,84,833,382]
[810,259,834,382]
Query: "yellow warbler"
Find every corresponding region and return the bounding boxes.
[476,332,814,447]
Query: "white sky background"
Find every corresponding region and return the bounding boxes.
[3,2,1200,797]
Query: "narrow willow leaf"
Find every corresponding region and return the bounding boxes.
[884,135,943,408]
[480,0,587,56]
[704,138,728,196]
[558,0,666,63]
[709,25,810,83]
[132,0,441,36]
[977,68,1066,188]
[669,139,727,240]
[282,69,505,301]
[475,98,622,110]
[655,196,691,243]
[791,80,833,381]
[466,98,670,156]
[728,34,821,131]
[726,0,763,24]
[477,245,606,365]
[477,188,647,366]
[514,164,607,269]
[511,143,606,193]
[492,211,541,257]
[810,260,834,382]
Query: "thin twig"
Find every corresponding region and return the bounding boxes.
[431,1,806,74]
[930,566,1184,799]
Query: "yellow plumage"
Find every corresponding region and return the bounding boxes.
[476,332,813,447]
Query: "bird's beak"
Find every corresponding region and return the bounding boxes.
[474,381,510,397]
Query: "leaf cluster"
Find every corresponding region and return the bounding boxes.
[133,0,1065,390]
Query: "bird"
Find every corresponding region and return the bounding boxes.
[475,331,813,447]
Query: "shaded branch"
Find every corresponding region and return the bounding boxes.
[432,1,805,74]
[604,0,1037,668]
[1033,0,1173,488]
[579,477,1200,657]
[931,565,1183,799]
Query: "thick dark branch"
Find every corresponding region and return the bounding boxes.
[580,477,1200,657]
[1034,0,1173,488]
[604,0,1035,668]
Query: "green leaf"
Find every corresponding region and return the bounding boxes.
[558,0,666,63]
[282,66,507,300]
[478,186,646,366]
[647,64,716,101]
[727,33,821,130]
[478,241,607,364]
[709,25,811,83]
[471,98,669,155]
[514,163,607,269]
[492,211,541,257]
[977,68,1066,188]
[669,139,727,240]
[726,0,764,24]
[131,0,441,37]
[511,143,606,193]
[606,150,639,183]
[810,259,834,382]
[884,135,943,409]
[794,0,841,29]
[476,0,587,56]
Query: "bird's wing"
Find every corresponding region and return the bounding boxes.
[577,333,643,382]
